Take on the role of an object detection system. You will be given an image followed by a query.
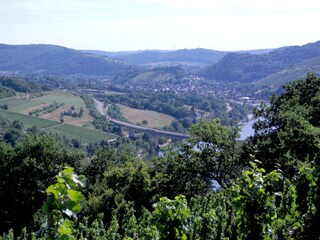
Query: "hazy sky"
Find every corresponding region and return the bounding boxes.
[1,0,320,51]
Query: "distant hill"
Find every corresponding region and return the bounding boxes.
[83,48,273,63]
[0,44,134,76]
[83,48,225,65]
[200,41,320,83]
[82,49,228,72]
[83,48,274,73]
[120,49,227,65]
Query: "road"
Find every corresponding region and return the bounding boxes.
[94,99,190,139]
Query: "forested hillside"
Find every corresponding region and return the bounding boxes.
[0,44,135,76]
[0,75,42,93]
[1,74,320,239]
[201,41,320,83]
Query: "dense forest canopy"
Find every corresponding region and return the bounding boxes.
[1,74,320,239]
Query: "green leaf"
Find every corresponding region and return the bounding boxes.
[67,189,83,202]
[46,185,59,199]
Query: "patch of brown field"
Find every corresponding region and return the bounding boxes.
[40,105,70,122]
[22,103,50,114]
[64,108,93,127]
[40,105,93,127]
[117,104,175,129]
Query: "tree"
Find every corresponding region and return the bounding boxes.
[152,119,243,200]
[3,129,23,146]
[85,158,153,225]
[0,103,8,110]
[78,107,84,117]
[184,119,242,187]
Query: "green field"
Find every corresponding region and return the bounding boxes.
[117,104,175,129]
[48,124,116,144]
[0,108,58,128]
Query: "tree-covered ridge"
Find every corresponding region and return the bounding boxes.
[0,75,42,93]
[2,74,320,239]
[0,44,136,76]
[201,41,320,83]
[83,48,227,65]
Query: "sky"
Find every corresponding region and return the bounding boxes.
[1,0,320,51]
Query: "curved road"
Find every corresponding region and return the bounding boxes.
[94,99,190,139]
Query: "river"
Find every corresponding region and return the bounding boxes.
[238,118,256,140]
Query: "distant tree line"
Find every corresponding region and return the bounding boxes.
[60,106,84,118]
[0,76,41,93]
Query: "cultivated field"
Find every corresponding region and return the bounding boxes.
[0,91,93,127]
[0,91,116,144]
[117,104,176,129]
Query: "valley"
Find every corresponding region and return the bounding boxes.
[2,0,320,238]
[1,40,319,151]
